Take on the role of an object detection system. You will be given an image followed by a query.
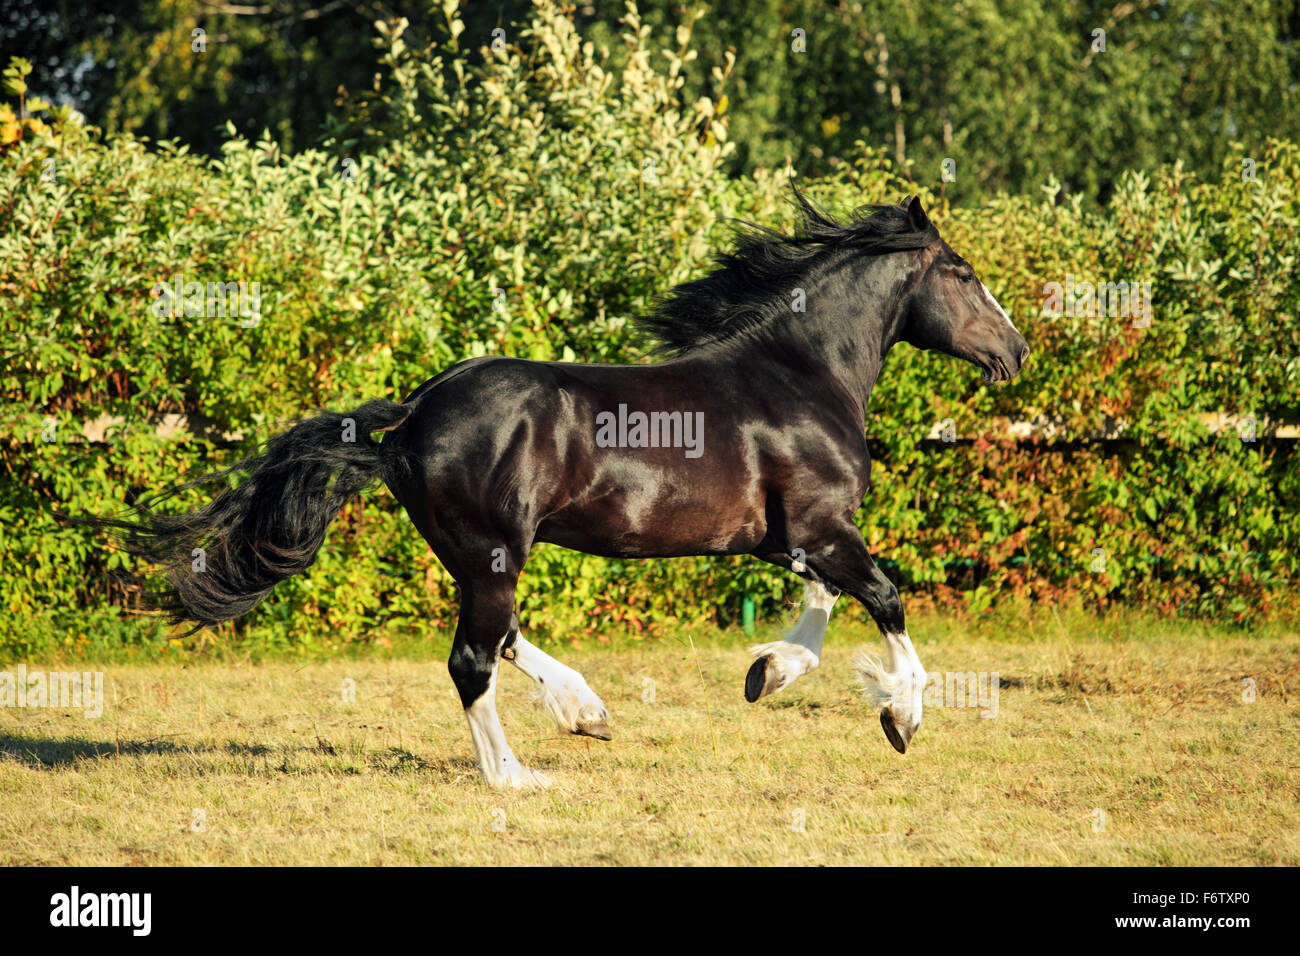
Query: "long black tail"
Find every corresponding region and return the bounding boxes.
[90,399,411,631]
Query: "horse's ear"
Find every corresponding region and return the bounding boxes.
[903,195,931,231]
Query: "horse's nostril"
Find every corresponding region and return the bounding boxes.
[1019,344,1030,365]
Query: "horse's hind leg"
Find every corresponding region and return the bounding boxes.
[745,575,840,702]
[449,575,551,788]
[504,615,611,740]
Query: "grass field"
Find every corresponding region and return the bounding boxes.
[1,610,1297,866]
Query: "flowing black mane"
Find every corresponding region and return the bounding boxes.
[639,188,940,355]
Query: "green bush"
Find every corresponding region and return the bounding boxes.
[2,1,1296,660]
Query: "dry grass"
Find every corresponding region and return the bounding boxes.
[1,613,1297,865]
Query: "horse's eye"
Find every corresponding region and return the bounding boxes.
[959,271,974,283]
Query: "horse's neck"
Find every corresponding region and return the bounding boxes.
[762,309,894,423]
[783,256,913,420]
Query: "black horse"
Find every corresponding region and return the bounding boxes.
[100,192,1028,787]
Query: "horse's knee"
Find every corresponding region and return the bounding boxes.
[448,641,493,707]
[871,581,904,634]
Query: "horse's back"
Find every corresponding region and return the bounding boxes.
[380,355,771,555]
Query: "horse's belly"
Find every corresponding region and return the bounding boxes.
[538,495,765,558]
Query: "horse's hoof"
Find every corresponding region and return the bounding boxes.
[745,655,775,702]
[574,710,612,741]
[513,768,553,789]
[880,709,908,754]
[484,765,553,789]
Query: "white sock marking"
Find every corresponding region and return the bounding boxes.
[854,630,927,731]
[508,632,607,734]
[749,580,839,696]
[464,645,550,789]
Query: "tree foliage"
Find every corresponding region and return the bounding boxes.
[2,2,1296,658]
[6,0,1298,201]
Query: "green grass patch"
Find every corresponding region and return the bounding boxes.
[1,610,1295,865]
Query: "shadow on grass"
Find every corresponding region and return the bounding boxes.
[0,734,480,777]
[0,734,273,767]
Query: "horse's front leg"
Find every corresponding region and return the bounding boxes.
[801,525,928,754]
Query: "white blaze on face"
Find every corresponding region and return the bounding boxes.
[978,279,1019,333]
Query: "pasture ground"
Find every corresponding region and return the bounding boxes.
[1,610,1296,865]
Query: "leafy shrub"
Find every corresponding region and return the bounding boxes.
[2,1,1296,659]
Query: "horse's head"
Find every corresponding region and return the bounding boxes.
[898,197,1030,382]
